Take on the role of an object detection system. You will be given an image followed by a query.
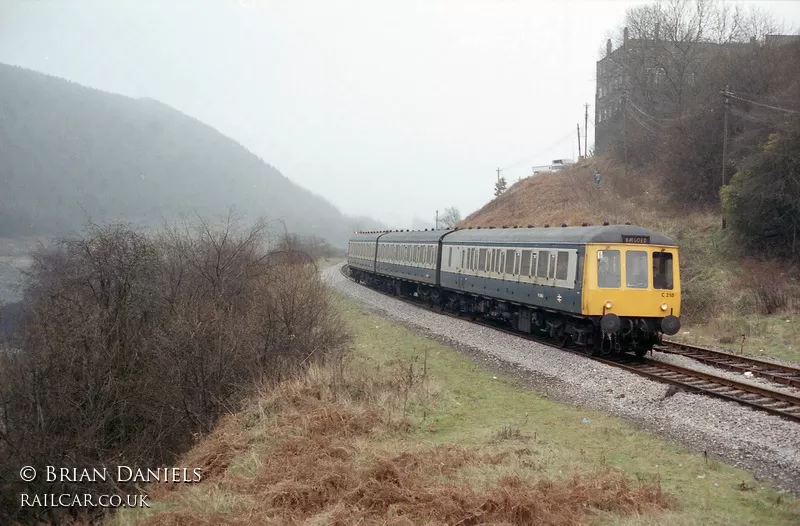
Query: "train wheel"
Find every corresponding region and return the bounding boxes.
[634,347,649,358]
[553,326,568,348]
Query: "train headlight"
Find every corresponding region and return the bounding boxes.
[604,300,613,310]
[660,303,668,311]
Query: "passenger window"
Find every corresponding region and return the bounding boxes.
[653,252,674,290]
[537,251,549,278]
[597,250,621,288]
[479,248,487,271]
[460,249,465,269]
[448,247,452,268]
[505,249,515,274]
[530,253,537,277]
[548,253,556,279]
[521,250,531,277]
[490,250,496,273]
[556,251,569,280]
[626,250,648,288]
[432,247,436,264]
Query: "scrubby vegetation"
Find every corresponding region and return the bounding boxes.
[722,120,800,259]
[0,216,349,524]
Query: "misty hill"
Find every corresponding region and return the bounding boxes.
[0,63,382,246]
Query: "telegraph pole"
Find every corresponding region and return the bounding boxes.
[436,209,439,229]
[584,103,589,157]
[577,123,582,159]
[721,85,731,230]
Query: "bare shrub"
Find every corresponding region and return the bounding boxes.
[739,260,799,315]
[0,215,348,524]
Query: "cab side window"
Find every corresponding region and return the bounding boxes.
[653,252,674,290]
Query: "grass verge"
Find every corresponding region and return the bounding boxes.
[674,314,800,364]
[113,295,800,525]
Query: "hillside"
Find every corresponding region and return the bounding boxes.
[0,63,380,246]
[462,157,799,357]
[461,156,723,246]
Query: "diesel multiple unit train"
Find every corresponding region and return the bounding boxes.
[347,224,681,356]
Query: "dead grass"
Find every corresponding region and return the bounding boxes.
[461,156,716,235]
[123,362,673,526]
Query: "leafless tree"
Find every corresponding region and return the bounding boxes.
[439,207,462,229]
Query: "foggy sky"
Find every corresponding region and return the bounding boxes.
[1,0,798,228]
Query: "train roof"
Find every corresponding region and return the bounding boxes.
[378,230,454,243]
[441,225,677,246]
[349,232,385,242]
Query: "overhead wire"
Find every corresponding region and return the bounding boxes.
[625,104,664,135]
[729,108,790,129]
[727,93,800,115]
[627,101,675,125]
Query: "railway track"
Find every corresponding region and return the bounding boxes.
[655,341,800,389]
[339,264,800,424]
[605,358,800,422]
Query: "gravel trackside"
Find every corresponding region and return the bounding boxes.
[323,263,800,495]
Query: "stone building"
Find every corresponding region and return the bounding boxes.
[593,26,798,154]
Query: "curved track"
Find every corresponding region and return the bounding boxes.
[656,341,800,389]
[340,264,800,424]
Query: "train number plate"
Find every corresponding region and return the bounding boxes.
[621,235,650,244]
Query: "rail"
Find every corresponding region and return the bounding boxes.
[656,341,800,389]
